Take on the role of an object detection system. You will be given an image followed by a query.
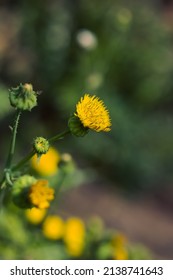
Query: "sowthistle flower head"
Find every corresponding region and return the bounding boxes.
[29,180,54,209]
[12,175,54,209]
[75,94,111,132]
[69,94,111,136]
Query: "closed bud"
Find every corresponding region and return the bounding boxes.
[9,83,37,111]
[33,137,49,155]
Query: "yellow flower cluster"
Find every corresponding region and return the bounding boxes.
[28,180,54,209]
[75,94,111,132]
[42,216,85,257]
[31,147,60,176]
[25,211,85,257]
[25,208,131,260]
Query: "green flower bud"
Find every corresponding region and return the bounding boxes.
[12,175,36,208]
[33,137,49,155]
[9,83,37,111]
[68,115,89,137]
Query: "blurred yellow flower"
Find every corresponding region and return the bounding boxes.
[31,147,61,176]
[42,215,65,240]
[112,233,128,247]
[25,207,46,225]
[75,94,111,132]
[113,247,128,260]
[29,180,54,209]
[64,217,85,257]
[112,233,128,260]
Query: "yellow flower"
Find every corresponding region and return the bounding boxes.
[113,247,128,260]
[31,147,60,176]
[64,217,85,257]
[112,233,128,260]
[28,180,54,209]
[75,94,111,132]
[42,215,65,240]
[25,207,46,225]
[112,233,128,247]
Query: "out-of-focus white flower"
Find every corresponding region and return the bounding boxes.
[76,29,98,50]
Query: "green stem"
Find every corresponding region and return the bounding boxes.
[6,110,21,169]
[11,129,71,172]
[11,149,35,172]
[0,110,21,189]
[48,129,70,143]
[0,187,6,209]
[0,176,6,189]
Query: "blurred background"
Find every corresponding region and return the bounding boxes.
[1,0,173,259]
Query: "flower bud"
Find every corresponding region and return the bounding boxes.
[9,83,37,111]
[12,175,37,208]
[68,115,89,137]
[33,137,49,155]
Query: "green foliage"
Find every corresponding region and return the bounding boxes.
[0,207,152,260]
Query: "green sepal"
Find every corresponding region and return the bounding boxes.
[11,175,36,209]
[68,115,89,137]
[9,83,37,111]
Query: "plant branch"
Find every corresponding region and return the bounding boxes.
[48,129,71,143]
[11,149,35,172]
[11,129,71,172]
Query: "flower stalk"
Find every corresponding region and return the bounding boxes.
[48,129,71,143]
[0,110,21,189]
[6,110,21,169]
